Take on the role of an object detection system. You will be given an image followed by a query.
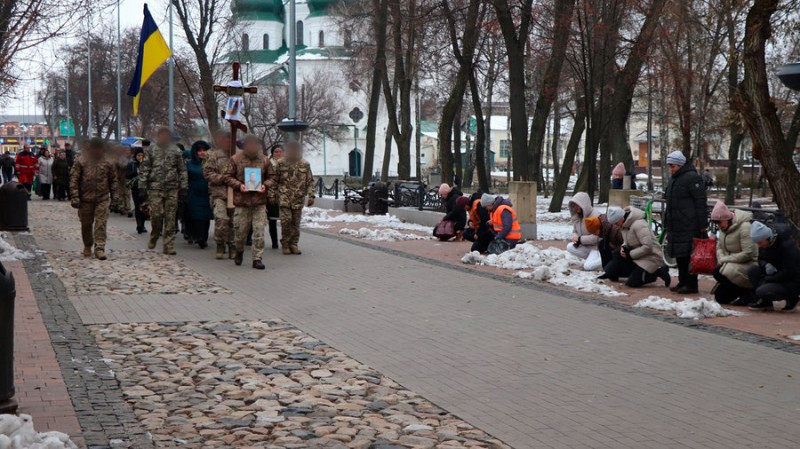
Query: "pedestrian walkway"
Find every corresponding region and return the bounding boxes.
[22,200,800,447]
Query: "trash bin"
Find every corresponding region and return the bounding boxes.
[368,182,389,216]
[0,261,17,414]
[0,182,29,231]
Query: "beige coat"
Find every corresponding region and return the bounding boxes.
[621,207,664,274]
[717,209,758,288]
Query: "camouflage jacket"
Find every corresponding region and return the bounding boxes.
[203,147,233,200]
[223,152,273,207]
[273,158,314,209]
[139,143,188,191]
[69,154,119,204]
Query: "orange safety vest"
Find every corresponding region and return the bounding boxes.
[469,201,482,230]
[491,205,522,240]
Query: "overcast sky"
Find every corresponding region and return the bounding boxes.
[1,0,179,119]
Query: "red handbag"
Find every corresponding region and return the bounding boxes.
[689,237,717,275]
[433,220,456,241]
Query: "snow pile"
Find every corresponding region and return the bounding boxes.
[339,227,430,242]
[461,243,625,297]
[634,296,746,320]
[0,233,33,262]
[303,207,431,232]
[300,222,331,229]
[0,414,78,448]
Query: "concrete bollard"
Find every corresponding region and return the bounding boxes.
[608,189,643,209]
[509,181,537,240]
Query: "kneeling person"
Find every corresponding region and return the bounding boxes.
[481,194,521,249]
[748,222,800,311]
[224,135,272,269]
[602,207,670,288]
[69,138,119,260]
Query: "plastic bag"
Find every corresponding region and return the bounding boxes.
[690,237,717,275]
[433,220,456,241]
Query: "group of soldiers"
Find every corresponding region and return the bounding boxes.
[68,127,315,268]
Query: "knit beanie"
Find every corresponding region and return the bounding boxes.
[439,183,452,197]
[606,206,625,224]
[710,200,734,222]
[612,163,626,179]
[750,221,773,243]
[584,217,602,235]
[456,196,470,209]
[480,193,497,207]
[666,151,687,166]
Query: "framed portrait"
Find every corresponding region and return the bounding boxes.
[244,167,262,191]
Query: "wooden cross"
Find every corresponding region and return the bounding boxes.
[213,61,258,207]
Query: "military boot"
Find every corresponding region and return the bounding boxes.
[228,243,236,259]
[94,249,107,261]
[164,247,177,256]
[147,236,157,250]
[282,247,292,255]
[234,251,244,266]
[83,247,92,257]
[290,246,302,255]
[215,244,225,260]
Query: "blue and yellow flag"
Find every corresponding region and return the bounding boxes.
[127,4,172,115]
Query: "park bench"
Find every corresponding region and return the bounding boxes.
[344,186,368,213]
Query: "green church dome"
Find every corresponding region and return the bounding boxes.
[232,0,284,21]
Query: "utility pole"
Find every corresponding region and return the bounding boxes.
[647,69,654,191]
[116,0,122,141]
[288,0,297,141]
[87,19,93,139]
[168,1,175,132]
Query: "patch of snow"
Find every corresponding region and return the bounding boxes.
[0,414,78,448]
[0,233,33,261]
[788,335,800,341]
[537,223,572,241]
[300,222,331,229]
[303,207,432,232]
[339,227,430,242]
[461,243,625,297]
[634,296,746,320]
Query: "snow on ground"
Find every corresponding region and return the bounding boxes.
[461,243,625,297]
[302,207,432,232]
[0,414,78,448]
[339,227,432,242]
[633,296,746,320]
[0,232,33,262]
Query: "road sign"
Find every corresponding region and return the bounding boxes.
[59,118,75,137]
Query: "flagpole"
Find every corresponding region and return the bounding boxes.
[87,16,93,139]
[116,0,122,141]
[168,1,175,132]
[288,0,297,141]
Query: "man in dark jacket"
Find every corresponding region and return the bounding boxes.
[52,150,70,200]
[663,151,708,294]
[463,191,492,253]
[747,221,800,311]
[1,151,15,184]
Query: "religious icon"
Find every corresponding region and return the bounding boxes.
[244,168,262,191]
[224,80,245,121]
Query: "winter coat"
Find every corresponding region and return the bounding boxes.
[224,151,272,207]
[757,231,800,292]
[664,163,708,258]
[139,143,188,192]
[443,187,467,230]
[267,157,280,206]
[0,155,14,174]
[468,192,491,234]
[14,150,37,184]
[186,151,214,221]
[203,147,233,200]
[52,158,70,187]
[570,192,601,246]
[274,158,314,209]
[597,214,624,249]
[621,207,664,274]
[69,154,119,204]
[37,157,54,184]
[716,209,758,288]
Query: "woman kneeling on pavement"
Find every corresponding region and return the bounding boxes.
[747,222,800,311]
[481,193,521,250]
[709,201,758,305]
[462,192,493,253]
[567,192,602,270]
[584,206,625,268]
[600,207,671,288]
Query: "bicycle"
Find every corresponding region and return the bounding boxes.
[630,195,677,268]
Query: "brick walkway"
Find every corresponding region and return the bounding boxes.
[20,200,800,448]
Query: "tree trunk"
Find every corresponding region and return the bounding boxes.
[724,132,744,205]
[550,101,586,212]
[363,0,389,187]
[381,81,398,181]
[733,0,800,225]
[551,99,561,180]
[453,110,462,184]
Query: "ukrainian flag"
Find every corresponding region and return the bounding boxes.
[127,4,172,115]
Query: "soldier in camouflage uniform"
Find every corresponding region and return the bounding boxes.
[203,130,236,259]
[111,146,132,215]
[69,138,119,260]
[223,135,272,269]
[272,141,315,255]
[139,127,188,255]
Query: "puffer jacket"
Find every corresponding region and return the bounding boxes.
[37,157,53,184]
[139,143,188,191]
[621,207,664,274]
[664,163,708,258]
[570,192,601,246]
[224,151,272,207]
[69,154,119,204]
[203,147,233,200]
[717,209,758,288]
[757,231,800,292]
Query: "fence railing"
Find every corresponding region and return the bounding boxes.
[315,177,446,213]
[315,178,341,199]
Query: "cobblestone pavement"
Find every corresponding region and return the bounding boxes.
[91,320,509,449]
[21,199,800,448]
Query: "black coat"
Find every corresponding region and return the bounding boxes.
[758,232,800,289]
[443,187,467,231]
[664,163,708,258]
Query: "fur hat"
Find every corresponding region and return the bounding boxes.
[606,207,625,224]
[585,217,602,235]
[710,200,734,222]
[439,183,452,197]
[612,163,626,179]
[750,221,773,243]
[666,151,687,166]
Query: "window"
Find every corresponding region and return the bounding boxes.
[499,140,511,158]
[242,33,249,51]
[6,127,14,136]
[262,34,269,50]
[318,30,325,47]
[344,29,352,48]
[296,21,304,45]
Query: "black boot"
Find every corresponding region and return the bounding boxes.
[234,251,244,266]
[782,296,799,312]
[252,260,265,270]
[749,298,773,311]
[658,266,671,288]
[269,221,279,249]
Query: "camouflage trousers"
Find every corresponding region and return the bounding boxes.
[148,190,179,251]
[234,206,266,261]
[212,197,234,246]
[119,183,132,213]
[78,201,109,250]
[280,206,303,248]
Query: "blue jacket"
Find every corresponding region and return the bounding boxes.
[186,151,213,221]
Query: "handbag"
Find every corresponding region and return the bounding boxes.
[433,220,456,241]
[689,236,717,275]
